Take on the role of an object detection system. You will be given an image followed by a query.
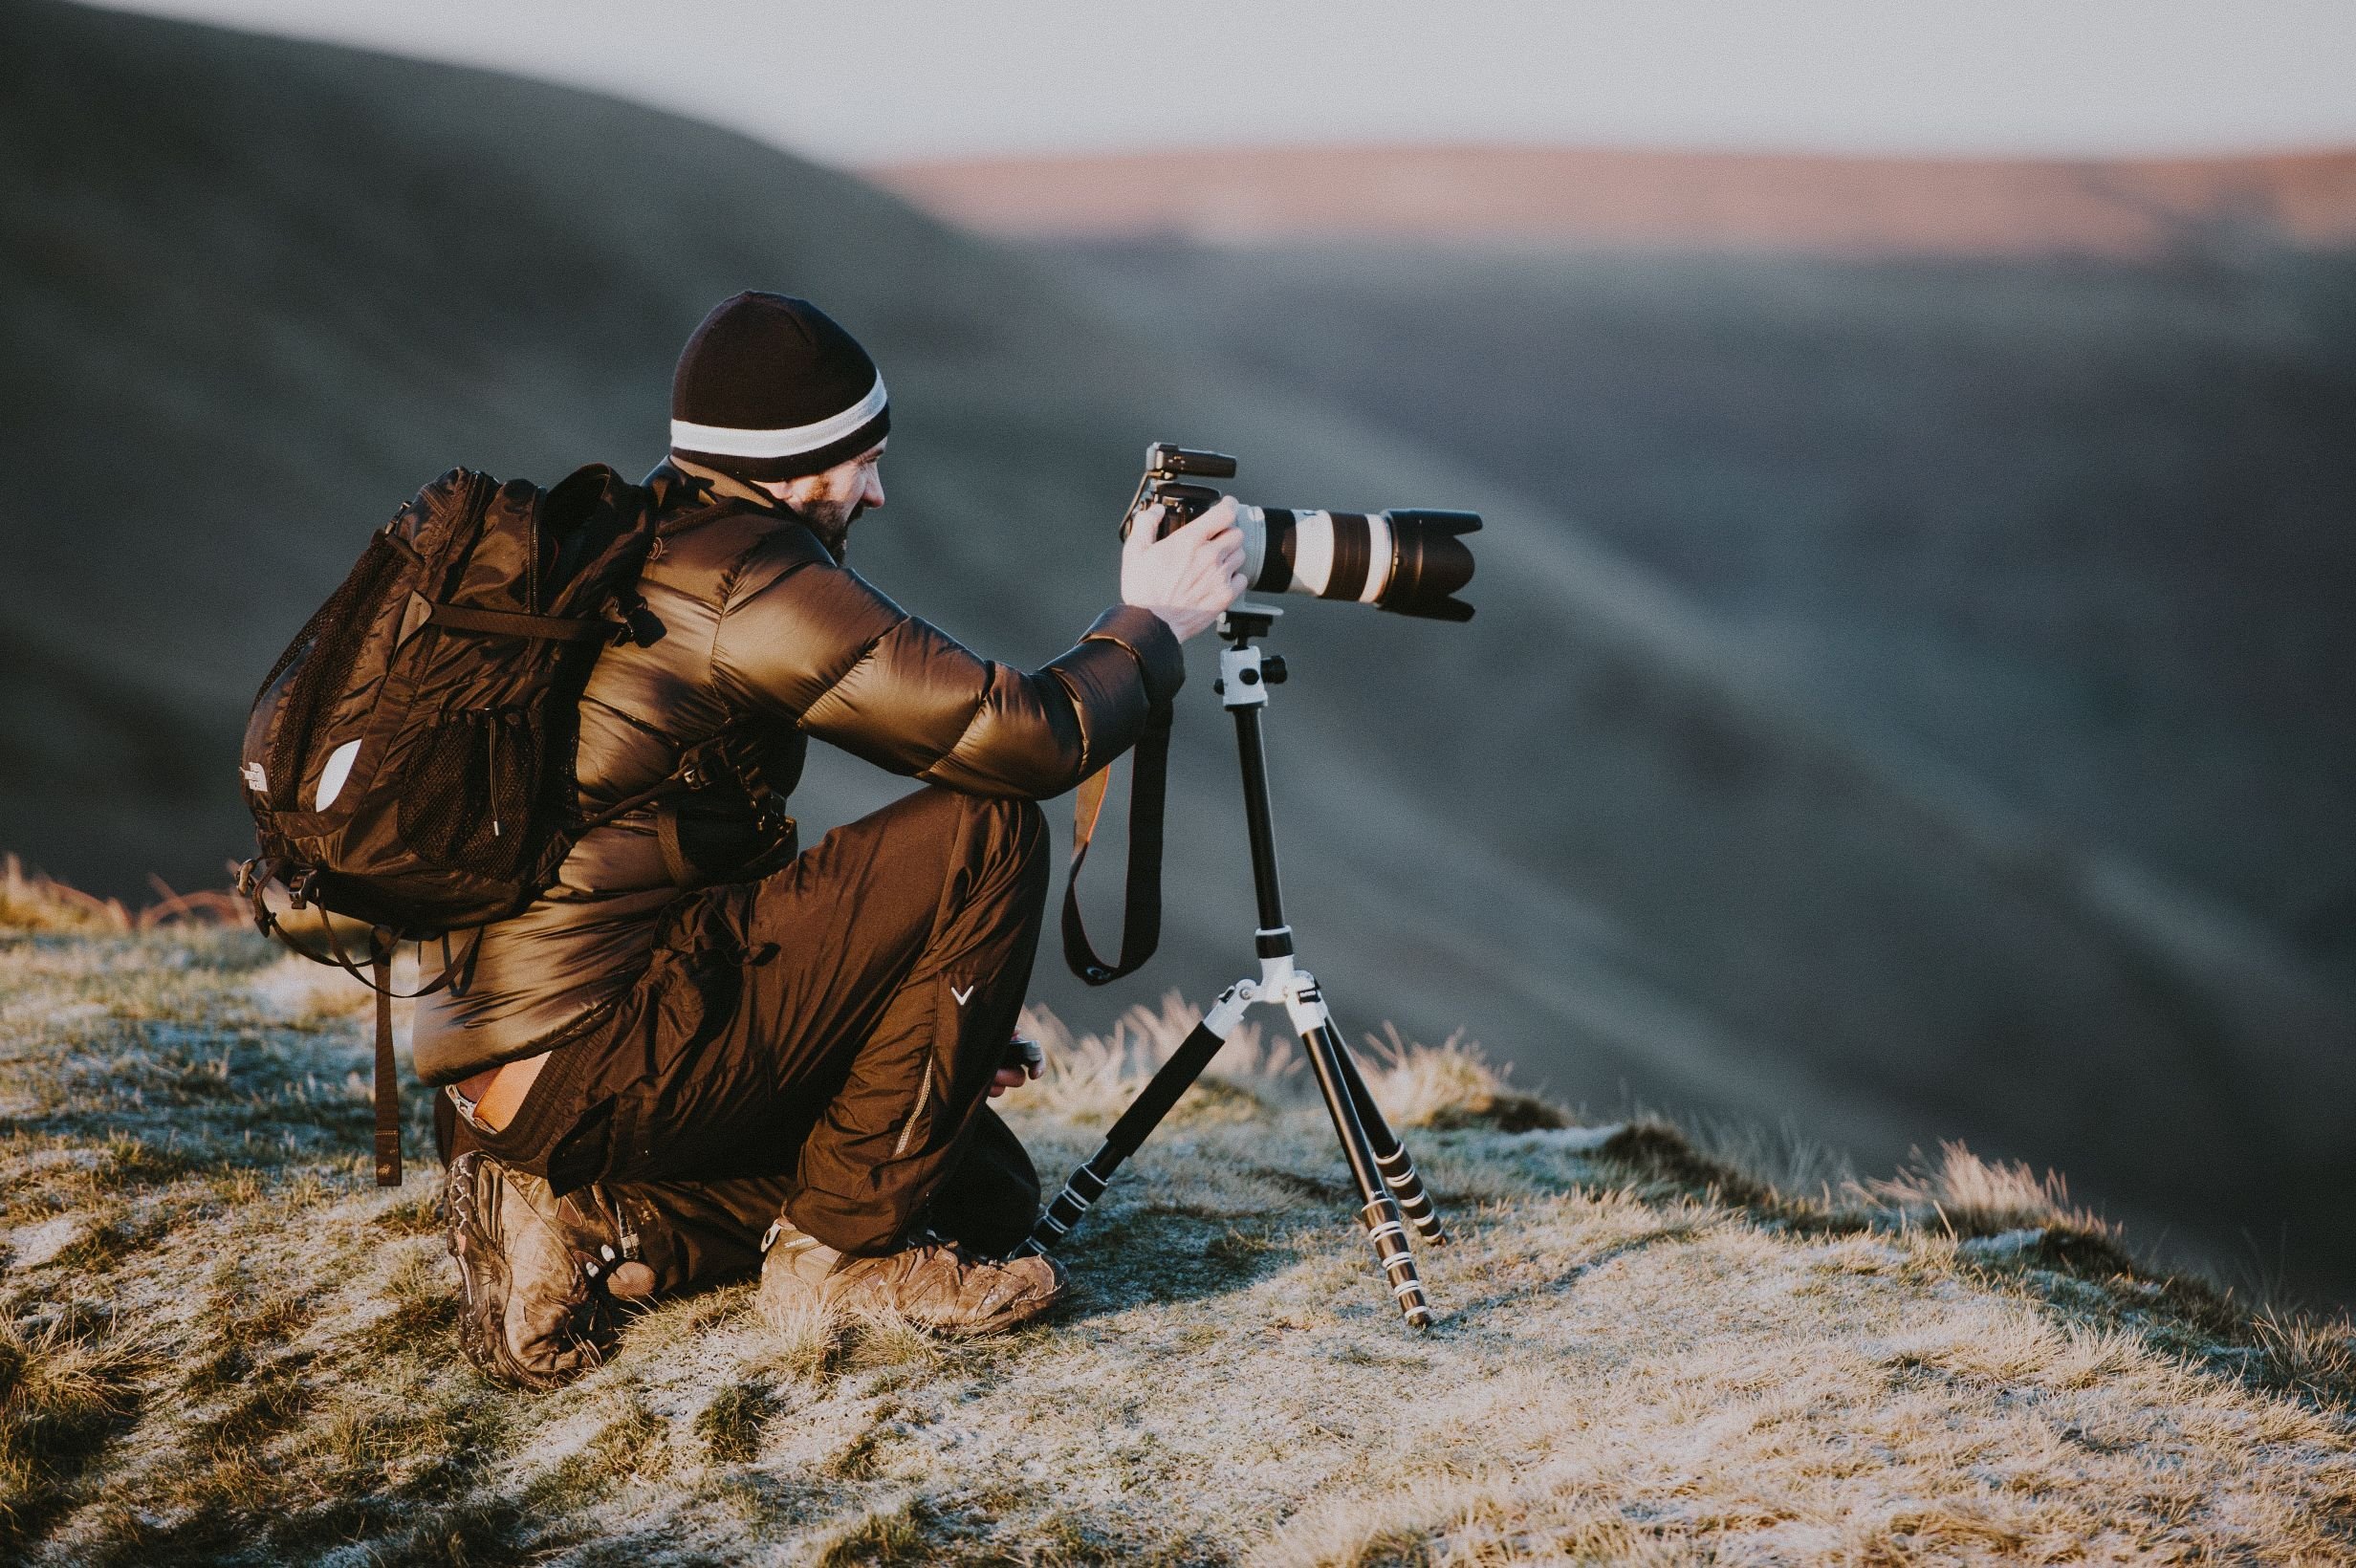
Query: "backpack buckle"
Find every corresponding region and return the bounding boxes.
[622,600,665,647]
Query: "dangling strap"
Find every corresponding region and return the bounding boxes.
[231,868,441,1189]
[1061,703,1173,985]
[372,944,402,1187]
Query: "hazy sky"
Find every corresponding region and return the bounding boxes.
[92,0,2356,165]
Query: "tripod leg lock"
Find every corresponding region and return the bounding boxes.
[1375,1144,1450,1244]
[1361,1198,1434,1328]
[1203,982,1253,1036]
[1020,1156,1112,1254]
[1279,971,1332,1033]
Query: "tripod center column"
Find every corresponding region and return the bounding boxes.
[1219,638,1293,947]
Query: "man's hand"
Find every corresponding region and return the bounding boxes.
[986,1060,1041,1099]
[1122,496,1248,643]
[989,1034,1045,1100]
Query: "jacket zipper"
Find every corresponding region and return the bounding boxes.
[892,1056,935,1158]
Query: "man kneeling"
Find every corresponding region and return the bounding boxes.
[421,293,1245,1387]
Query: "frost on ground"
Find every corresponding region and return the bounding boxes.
[1,906,2353,1564]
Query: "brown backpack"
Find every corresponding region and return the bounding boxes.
[237,464,727,1185]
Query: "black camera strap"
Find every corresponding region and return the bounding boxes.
[1061,701,1173,985]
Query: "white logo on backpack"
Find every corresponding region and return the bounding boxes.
[315,738,362,812]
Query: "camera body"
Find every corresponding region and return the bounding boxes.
[1119,443,1480,622]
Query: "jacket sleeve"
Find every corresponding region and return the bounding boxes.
[707,548,1185,798]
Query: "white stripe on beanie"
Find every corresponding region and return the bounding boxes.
[670,374,887,460]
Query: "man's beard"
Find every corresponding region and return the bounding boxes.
[800,500,865,561]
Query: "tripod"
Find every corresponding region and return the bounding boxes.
[1017,605,1448,1327]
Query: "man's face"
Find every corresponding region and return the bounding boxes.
[760,443,885,555]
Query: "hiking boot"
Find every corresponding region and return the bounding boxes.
[445,1151,657,1390]
[755,1218,1066,1337]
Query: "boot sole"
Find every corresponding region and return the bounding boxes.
[833,1268,1069,1338]
[920,1285,1065,1338]
[446,1153,597,1392]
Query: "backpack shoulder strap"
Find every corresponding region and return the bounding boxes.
[423,603,619,642]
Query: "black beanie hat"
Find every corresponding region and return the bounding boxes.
[670,293,889,480]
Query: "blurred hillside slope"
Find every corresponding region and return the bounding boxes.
[1049,241,2356,997]
[3,0,2353,1296]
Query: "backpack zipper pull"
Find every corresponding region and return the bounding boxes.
[486,709,502,838]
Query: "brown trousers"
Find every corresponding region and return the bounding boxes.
[451,785,1051,1270]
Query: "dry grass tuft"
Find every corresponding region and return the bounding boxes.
[0,857,239,935]
[1361,1023,1565,1131]
[695,1379,777,1465]
[1020,990,1298,1123]
[1863,1138,2109,1237]
[0,858,132,936]
[2251,1302,2356,1405]
[1021,994,1564,1134]
[839,1308,944,1379]
[809,1493,951,1567]
[753,1290,846,1386]
[0,1314,143,1545]
[1595,1118,1790,1213]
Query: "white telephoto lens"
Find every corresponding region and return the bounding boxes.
[1357,512,1393,604]
[1239,504,1268,584]
[1292,512,1339,596]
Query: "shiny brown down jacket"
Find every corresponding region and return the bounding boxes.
[410,463,1184,1084]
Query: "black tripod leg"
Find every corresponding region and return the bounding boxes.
[1018,984,1249,1256]
[1327,1029,1449,1245]
[1296,997,1434,1329]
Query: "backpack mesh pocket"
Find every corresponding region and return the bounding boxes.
[397,707,543,872]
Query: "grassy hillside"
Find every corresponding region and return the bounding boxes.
[6,0,2356,1298]
[1,900,2352,1562]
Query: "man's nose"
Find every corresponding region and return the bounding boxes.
[866,471,886,510]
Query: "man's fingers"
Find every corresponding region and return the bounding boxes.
[1170,505,1236,542]
[1186,521,1244,579]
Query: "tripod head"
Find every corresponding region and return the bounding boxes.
[1215,603,1291,702]
[1217,601,1283,648]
